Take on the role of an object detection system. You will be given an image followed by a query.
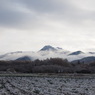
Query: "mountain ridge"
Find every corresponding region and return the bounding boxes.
[0,45,95,63]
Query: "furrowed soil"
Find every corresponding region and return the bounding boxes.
[0,74,95,95]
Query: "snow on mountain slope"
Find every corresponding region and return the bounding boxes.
[0,45,95,62]
[40,45,57,51]
[38,45,70,56]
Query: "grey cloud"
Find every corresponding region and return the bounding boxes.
[0,0,95,30]
[0,0,75,29]
[0,0,39,29]
[18,0,95,26]
[17,0,66,13]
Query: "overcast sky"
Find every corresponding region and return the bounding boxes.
[0,0,95,53]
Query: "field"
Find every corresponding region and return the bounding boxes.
[0,74,95,95]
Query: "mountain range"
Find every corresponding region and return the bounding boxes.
[0,45,95,63]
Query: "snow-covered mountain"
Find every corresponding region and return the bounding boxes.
[69,51,84,55]
[0,45,95,62]
[40,45,57,51]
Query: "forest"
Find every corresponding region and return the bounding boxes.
[0,58,95,73]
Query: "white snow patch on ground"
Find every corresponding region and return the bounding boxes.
[0,76,95,95]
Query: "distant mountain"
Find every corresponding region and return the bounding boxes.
[69,51,84,55]
[89,52,95,54]
[40,45,57,51]
[56,47,63,50]
[71,56,95,64]
[15,56,31,61]
[0,51,35,61]
[0,54,7,59]
[0,45,95,63]
[0,51,23,58]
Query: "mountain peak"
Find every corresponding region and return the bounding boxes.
[69,51,84,55]
[15,56,31,61]
[40,45,57,51]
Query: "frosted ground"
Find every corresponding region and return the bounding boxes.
[0,74,95,95]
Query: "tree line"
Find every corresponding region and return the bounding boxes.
[0,58,95,73]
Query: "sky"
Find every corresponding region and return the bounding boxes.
[0,0,95,53]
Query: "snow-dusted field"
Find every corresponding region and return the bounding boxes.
[0,75,95,95]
